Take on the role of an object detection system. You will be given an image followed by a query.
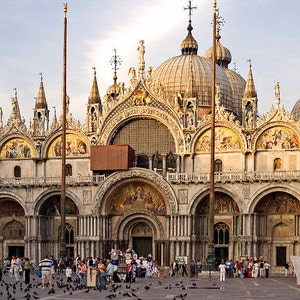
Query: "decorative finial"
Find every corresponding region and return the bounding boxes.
[39,72,43,82]
[275,81,280,107]
[92,67,96,76]
[64,3,67,13]
[53,106,56,115]
[13,88,17,98]
[110,49,122,98]
[216,8,225,38]
[184,0,197,23]
[247,59,252,69]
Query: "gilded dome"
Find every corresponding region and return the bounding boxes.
[149,22,234,117]
[291,99,300,121]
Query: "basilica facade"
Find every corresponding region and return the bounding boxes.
[1,9,300,272]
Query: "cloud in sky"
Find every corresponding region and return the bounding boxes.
[0,0,299,125]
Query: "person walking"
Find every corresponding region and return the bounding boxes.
[218,259,226,282]
[182,263,188,277]
[10,256,20,282]
[39,254,53,290]
[23,257,31,284]
[285,262,289,277]
[264,261,271,278]
[65,266,72,288]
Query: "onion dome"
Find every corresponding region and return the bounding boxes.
[205,34,232,68]
[291,99,300,121]
[181,21,198,55]
[106,84,119,99]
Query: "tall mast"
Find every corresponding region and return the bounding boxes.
[207,0,217,271]
[60,2,67,257]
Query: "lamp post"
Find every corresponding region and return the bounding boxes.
[60,3,68,259]
[207,0,217,273]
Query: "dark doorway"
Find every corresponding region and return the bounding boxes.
[215,247,228,265]
[132,237,152,257]
[276,246,286,266]
[8,246,24,258]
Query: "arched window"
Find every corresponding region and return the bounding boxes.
[214,159,222,173]
[65,164,72,176]
[65,223,74,244]
[214,222,229,245]
[14,166,21,178]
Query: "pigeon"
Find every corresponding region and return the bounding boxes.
[144,285,150,291]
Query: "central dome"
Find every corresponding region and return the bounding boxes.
[149,20,245,119]
[150,55,233,114]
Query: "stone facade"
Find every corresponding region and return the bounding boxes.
[0,8,299,272]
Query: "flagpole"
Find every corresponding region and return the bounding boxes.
[207,0,217,273]
[60,2,67,258]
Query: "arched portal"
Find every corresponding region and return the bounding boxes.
[0,199,25,258]
[192,191,240,264]
[254,191,300,267]
[38,195,79,257]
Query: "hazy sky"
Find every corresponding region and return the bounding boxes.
[0,0,299,125]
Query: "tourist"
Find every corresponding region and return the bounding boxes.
[23,257,31,284]
[264,261,271,278]
[39,254,53,290]
[218,259,226,282]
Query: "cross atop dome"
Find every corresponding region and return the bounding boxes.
[184,0,197,23]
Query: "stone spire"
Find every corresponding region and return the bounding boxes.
[243,61,257,98]
[242,60,257,130]
[84,68,102,134]
[88,67,102,106]
[32,74,49,137]
[51,106,59,130]
[7,88,25,129]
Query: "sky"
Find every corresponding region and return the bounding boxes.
[0,0,299,126]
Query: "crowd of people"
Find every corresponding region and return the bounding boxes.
[0,252,293,290]
[218,256,274,282]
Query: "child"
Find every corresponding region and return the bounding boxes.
[66,266,72,288]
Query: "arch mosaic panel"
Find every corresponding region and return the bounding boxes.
[106,182,166,215]
[39,196,79,216]
[195,126,242,152]
[0,138,33,158]
[0,200,24,216]
[47,134,88,157]
[196,192,240,214]
[255,192,300,214]
[256,126,299,150]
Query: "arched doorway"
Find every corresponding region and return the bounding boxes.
[214,222,230,264]
[193,191,240,263]
[254,191,300,266]
[131,222,153,258]
[0,199,25,258]
[38,195,79,257]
